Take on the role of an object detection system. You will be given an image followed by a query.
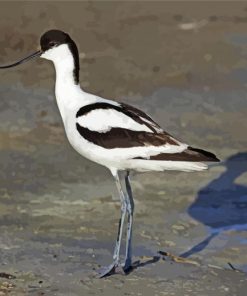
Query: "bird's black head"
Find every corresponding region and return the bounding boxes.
[40,30,80,84]
[0,29,80,85]
[40,30,71,52]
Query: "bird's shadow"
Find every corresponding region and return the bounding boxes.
[181,152,247,258]
[124,255,161,275]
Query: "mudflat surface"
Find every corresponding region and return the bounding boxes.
[0,2,247,295]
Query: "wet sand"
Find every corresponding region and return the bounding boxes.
[0,1,247,295]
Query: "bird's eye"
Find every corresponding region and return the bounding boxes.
[49,41,56,47]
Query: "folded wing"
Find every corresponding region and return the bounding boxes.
[76,102,183,150]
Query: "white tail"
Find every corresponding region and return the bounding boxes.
[124,159,208,172]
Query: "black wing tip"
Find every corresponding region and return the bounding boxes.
[133,147,220,162]
[188,146,220,162]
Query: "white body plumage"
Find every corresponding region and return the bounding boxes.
[41,43,209,173]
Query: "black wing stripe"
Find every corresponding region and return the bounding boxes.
[120,103,159,125]
[120,103,162,132]
[76,123,178,149]
[76,103,111,118]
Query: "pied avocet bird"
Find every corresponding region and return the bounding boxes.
[0,30,219,277]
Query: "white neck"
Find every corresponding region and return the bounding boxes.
[53,53,80,98]
[41,44,83,120]
[54,55,82,120]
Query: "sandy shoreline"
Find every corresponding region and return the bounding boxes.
[0,1,247,295]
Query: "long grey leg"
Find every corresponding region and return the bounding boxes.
[112,171,127,263]
[123,171,135,271]
[98,169,127,277]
